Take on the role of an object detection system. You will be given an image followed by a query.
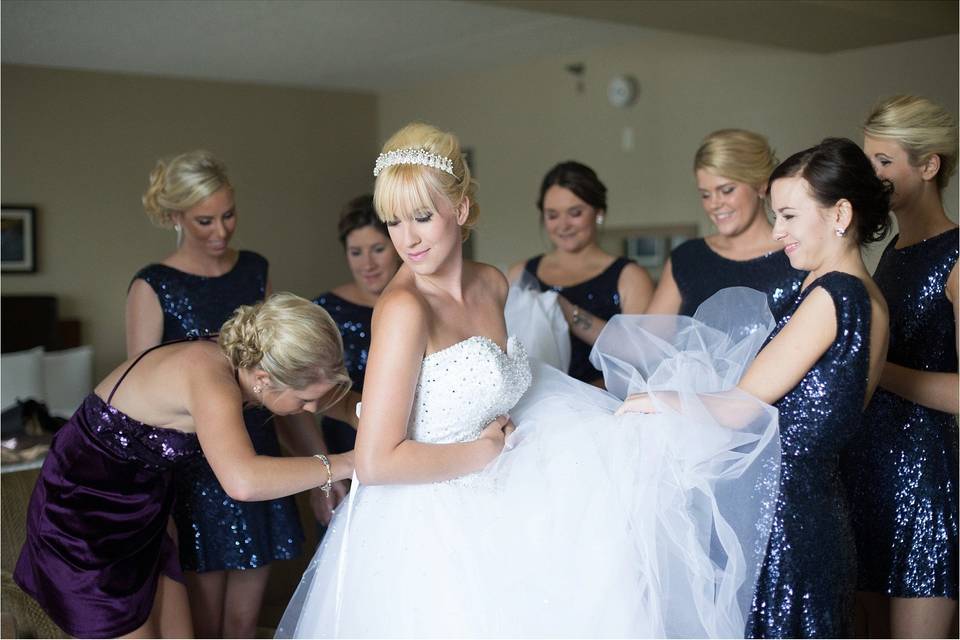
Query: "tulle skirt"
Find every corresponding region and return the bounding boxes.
[278,288,781,638]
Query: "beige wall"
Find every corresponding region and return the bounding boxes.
[3,32,958,377]
[378,32,959,272]
[2,65,378,378]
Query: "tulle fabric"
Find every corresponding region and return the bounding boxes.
[504,271,571,372]
[277,287,780,638]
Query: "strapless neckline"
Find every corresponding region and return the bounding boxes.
[423,335,514,364]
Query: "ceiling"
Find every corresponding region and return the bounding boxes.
[2,0,956,93]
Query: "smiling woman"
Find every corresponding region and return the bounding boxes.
[508,161,654,386]
[646,128,805,320]
[125,149,307,639]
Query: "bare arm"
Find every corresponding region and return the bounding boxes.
[620,288,837,424]
[644,257,683,315]
[737,287,837,405]
[877,261,959,414]
[353,288,509,486]
[274,412,329,457]
[191,374,353,502]
[321,390,361,429]
[125,279,164,357]
[618,263,655,314]
[556,263,654,348]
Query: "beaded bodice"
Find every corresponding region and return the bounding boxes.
[408,336,532,444]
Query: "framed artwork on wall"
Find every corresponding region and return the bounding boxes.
[1,205,37,273]
[599,223,698,281]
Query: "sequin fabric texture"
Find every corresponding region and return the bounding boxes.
[843,228,959,598]
[671,238,805,321]
[13,394,201,638]
[314,292,372,454]
[132,250,303,571]
[746,272,872,638]
[525,255,633,383]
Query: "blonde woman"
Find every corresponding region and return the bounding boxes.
[647,129,804,320]
[14,294,355,639]
[278,124,782,638]
[843,95,959,638]
[128,151,307,637]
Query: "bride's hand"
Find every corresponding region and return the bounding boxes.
[616,393,656,416]
[479,414,515,457]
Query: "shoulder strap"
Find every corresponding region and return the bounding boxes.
[108,335,214,404]
[524,255,543,277]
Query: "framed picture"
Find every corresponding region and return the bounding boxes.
[1,205,37,273]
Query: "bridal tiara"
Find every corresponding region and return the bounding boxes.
[373,148,456,177]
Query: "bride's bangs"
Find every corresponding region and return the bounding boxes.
[374,165,443,223]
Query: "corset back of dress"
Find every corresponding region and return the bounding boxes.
[408,336,532,444]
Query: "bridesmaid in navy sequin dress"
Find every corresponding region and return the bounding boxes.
[314,195,400,456]
[715,138,890,638]
[128,151,300,637]
[509,162,653,385]
[648,129,805,321]
[309,195,400,528]
[14,296,355,638]
[842,95,959,638]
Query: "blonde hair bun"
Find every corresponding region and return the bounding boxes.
[864,95,958,191]
[694,129,778,190]
[142,150,231,227]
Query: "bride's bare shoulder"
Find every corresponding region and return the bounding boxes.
[467,261,509,302]
[374,269,429,325]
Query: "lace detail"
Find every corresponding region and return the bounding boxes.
[408,336,532,445]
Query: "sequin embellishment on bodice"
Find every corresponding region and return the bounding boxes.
[408,336,532,445]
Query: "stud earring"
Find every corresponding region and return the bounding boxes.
[596,214,606,225]
[835,226,846,238]
[253,385,262,395]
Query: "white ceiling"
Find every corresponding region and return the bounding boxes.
[1,0,648,92]
[2,0,955,93]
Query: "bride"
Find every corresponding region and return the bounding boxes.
[277,123,782,638]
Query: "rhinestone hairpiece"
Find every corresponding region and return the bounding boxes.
[373,148,456,177]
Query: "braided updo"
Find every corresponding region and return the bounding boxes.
[142,150,231,228]
[218,293,352,408]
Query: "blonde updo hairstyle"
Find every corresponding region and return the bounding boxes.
[694,129,779,193]
[864,95,959,191]
[373,123,478,241]
[143,150,232,228]
[219,293,352,410]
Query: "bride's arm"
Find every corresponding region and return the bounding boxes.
[354,287,510,486]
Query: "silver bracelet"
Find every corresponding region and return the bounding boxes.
[313,454,333,498]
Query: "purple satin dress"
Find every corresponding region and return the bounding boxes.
[13,343,202,638]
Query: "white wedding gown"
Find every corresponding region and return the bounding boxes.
[277,288,781,638]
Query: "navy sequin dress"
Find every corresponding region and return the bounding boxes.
[747,272,872,638]
[671,239,804,321]
[313,292,371,454]
[131,250,303,571]
[843,228,958,599]
[524,255,633,383]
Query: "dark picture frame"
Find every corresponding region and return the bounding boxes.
[1,205,38,273]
